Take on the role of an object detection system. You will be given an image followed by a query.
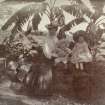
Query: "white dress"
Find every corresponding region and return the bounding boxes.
[71,42,92,64]
[43,35,58,59]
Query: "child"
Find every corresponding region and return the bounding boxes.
[54,37,72,68]
[71,33,92,71]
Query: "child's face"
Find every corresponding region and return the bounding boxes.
[78,36,85,43]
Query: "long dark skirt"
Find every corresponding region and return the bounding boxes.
[25,63,53,96]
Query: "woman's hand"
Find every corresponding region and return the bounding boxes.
[65,48,72,54]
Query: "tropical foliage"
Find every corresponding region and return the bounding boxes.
[2,0,105,61]
[60,0,105,60]
[1,0,105,98]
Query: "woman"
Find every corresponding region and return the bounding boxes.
[42,24,58,59]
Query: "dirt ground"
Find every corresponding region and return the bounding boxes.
[0,61,105,105]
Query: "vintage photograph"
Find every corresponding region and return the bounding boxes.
[0,0,105,105]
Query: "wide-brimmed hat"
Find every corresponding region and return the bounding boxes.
[73,30,88,42]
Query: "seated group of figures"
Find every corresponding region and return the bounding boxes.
[42,24,93,71]
[5,24,94,96]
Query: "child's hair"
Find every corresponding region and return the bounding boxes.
[73,30,88,42]
[57,31,66,40]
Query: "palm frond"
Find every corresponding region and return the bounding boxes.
[81,0,95,13]
[62,0,105,22]
[84,0,105,22]
[1,3,47,34]
[58,18,85,37]
[61,4,93,18]
[62,17,86,31]
[51,7,65,26]
[90,0,105,13]
[3,0,46,3]
[69,0,95,13]
[69,0,83,4]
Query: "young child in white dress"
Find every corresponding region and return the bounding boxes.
[54,38,72,65]
[71,34,92,71]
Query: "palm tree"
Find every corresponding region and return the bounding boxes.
[60,0,105,43]
[2,0,105,38]
[1,1,47,33]
[2,0,105,60]
[1,0,65,33]
[1,0,66,44]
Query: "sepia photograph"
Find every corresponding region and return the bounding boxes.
[0,0,105,105]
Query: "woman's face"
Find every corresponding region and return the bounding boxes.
[78,36,85,43]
